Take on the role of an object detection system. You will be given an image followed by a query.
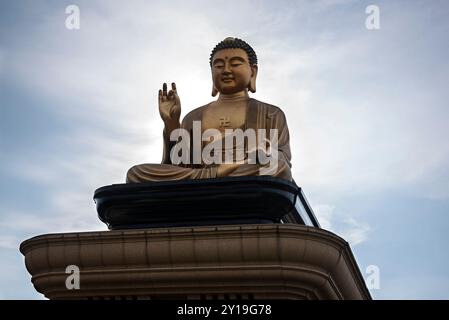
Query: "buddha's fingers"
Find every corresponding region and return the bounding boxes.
[158,89,163,102]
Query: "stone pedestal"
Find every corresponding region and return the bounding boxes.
[20,224,371,300]
[94,177,320,229]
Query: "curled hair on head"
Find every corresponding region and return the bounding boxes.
[209,37,258,67]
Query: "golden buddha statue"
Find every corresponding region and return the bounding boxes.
[126,37,292,182]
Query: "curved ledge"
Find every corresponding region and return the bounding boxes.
[20,224,371,300]
[94,176,320,229]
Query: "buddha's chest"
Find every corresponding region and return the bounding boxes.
[201,102,247,132]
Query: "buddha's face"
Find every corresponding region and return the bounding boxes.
[211,48,256,95]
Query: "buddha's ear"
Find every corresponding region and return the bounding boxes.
[248,65,258,93]
[211,85,219,97]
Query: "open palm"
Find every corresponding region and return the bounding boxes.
[159,82,181,124]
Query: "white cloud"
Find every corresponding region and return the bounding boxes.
[314,204,370,246]
[313,204,335,230]
[339,217,370,246]
[0,235,20,250]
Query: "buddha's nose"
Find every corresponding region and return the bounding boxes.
[223,64,232,74]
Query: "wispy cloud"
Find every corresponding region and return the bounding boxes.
[314,204,370,246]
[339,217,370,246]
[0,235,20,250]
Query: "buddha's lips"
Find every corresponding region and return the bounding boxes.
[222,78,234,82]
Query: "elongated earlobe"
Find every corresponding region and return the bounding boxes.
[248,78,256,93]
[211,85,219,97]
[248,65,258,93]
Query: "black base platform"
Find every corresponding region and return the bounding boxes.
[94,176,320,230]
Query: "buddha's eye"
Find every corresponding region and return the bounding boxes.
[231,63,242,67]
[214,64,224,69]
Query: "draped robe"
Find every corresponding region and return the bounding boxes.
[126,98,292,182]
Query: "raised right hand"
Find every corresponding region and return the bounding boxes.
[159,82,181,127]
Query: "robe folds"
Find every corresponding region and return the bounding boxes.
[126,98,292,182]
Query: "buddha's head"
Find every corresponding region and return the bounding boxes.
[209,37,258,97]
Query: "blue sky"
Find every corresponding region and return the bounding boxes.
[1,0,448,299]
